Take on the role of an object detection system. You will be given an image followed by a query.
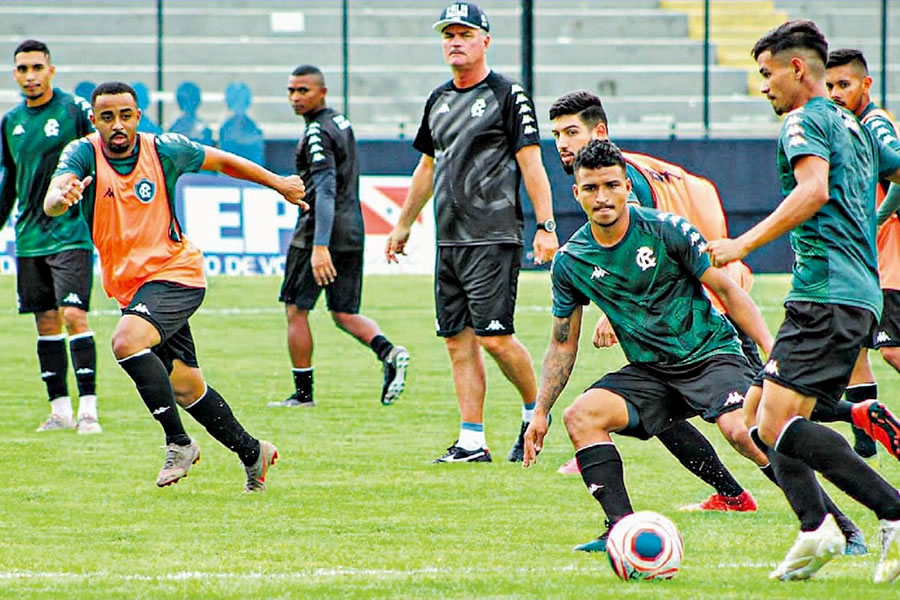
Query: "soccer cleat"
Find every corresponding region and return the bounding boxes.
[769,513,845,581]
[679,490,757,512]
[874,519,900,583]
[156,440,200,487]
[852,425,878,459]
[267,392,315,408]
[76,415,102,435]
[843,527,868,556]
[381,345,410,406]
[432,442,492,463]
[36,413,74,432]
[574,520,612,553]
[244,440,278,492]
[557,457,581,474]
[508,421,529,462]
[851,400,900,460]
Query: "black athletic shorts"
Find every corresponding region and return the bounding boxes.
[589,354,753,440]
[122,281,205,373]
[16,249,93,314]
[435,244,521,337]
[871,290,900,349]
[761,301,875,409]
[279,246,363,313]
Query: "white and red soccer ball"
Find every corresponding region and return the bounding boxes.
[606,511,684,581]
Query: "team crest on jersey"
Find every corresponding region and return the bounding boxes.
[135,178,156,203]
[470,98,487,118]
[44,118,60,137]
[635,246,656,271]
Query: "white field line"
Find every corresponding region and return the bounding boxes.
[0,562,774,582]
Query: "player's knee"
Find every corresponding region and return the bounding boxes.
[880,346,900,372]
[110,330,144,360]
[477,334,513,357]
[329,311,353,330]
[61,306,89,333]
[563,401,606,437]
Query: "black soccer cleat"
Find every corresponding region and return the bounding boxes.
[574,519,613,553]
[381,346,410,406]
[267,391,315,408]
[508,421,529,462]
[433,442,492,463]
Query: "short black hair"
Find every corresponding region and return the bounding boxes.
[573,139,626,175]
[14,39,50,60]
[91,81,137,106]
[751,20,828,66]
[292,64,325,85]
[827,48,869,74]
[549,90,608,128]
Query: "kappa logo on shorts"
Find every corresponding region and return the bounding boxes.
[134,178,156,203]
[764,359,779,376]
[877,330,891,344]
[485,319,506,332]
[62,292,82,304]
[724,391,744,407]
[130,303,151,315]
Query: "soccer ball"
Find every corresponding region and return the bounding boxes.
[606,511,684,581]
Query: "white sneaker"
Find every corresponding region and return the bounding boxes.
[36,413,74,432]
[875,519,900,583]
[76,415,102,435]
[769,513,846,581]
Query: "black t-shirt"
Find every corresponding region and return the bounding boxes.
[291,106,363,250]
[413,71,540,246]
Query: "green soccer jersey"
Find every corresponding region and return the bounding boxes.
[776,96,900,319]
[625,163,655,208]
[54,132,205,237]
[0,88,93,256]
[551,205,741,367]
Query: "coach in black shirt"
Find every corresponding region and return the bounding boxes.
[386,3,559,463]
[272,64,410,409]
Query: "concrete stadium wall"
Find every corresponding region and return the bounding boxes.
[266,137,791,274]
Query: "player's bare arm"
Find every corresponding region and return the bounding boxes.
[523,306,583,467]
[385,154,434,263]
[707,155,828,267]
[44,173,93,217]
[515,144,559,265]
[200,146,308,210]
[700,267,774,356]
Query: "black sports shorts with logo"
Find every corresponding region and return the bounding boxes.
[279,246,363,313]
[435,244,521,337]
[870,289,900,349]
[122,280,206,372]
[16,249,93,313]
[589,354,753,440]
[758,301,875,409]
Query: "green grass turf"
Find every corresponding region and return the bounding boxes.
[1,272,899,599]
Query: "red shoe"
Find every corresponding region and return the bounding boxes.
[851,400,900,459]
[557,457,580,474]
[680,490,757,512]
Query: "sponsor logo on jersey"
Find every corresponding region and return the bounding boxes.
[635,246,656,271]
[333,114,352,130]
[877,330,891,344]
[511,84,524,93]
[62,292,82,304]
[591,266,607,279]
[521,114,535,124]
[485,319,506,331]
[787,135,807,148]
[130,302,151,315]
[309,143,323,154]
[689,232,701,245]
[696,241,707,255]
[523,125,537,135]
[103,187,114,198]
[44,118,60,137]
[12,124,24,136]
[307,134,321,144]
[435,102,451,115]
[764,359,779,376]
[724,391,744,406]
[470,98,487,118]
[312,152,326,162]
[515,93,529,105]
[134,178,156,203]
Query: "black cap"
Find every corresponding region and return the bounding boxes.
[432,2,490,33]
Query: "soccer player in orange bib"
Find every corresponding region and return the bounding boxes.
[44,81,307,491]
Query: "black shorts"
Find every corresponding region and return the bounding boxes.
[435,244,521,337]
[872,290,900,349]
[122,281,205,373]
[763,301,874,409]
[279,246,363,313]
[16,249,93,314]
[589,354,753,440]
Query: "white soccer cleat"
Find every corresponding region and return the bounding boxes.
[36,413,74,432]
[76,415,102,435]
[769,513,845,581]
[875,519,900,583]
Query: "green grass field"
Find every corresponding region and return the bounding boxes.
[2,272,900,599]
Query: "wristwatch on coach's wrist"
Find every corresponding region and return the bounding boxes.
[536,218,557,233]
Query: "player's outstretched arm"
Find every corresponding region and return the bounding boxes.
[44,173,93,217]
[707,155,828,267]
[524,306,583,467]
[200,146,308,210]
[701,267,774,357]
[516,145,559,265]
[385,154,434,263]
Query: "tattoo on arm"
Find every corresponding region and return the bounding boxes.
[537,315,578,413]
[553,317,571,343]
